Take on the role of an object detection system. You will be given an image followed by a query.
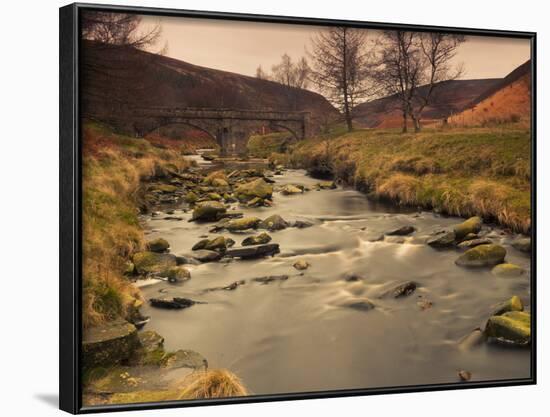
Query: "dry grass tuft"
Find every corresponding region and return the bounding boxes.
[176,369,249,400]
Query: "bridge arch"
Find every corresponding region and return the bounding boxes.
[129,107,309,156]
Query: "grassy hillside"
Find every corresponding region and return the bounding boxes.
[354,79,500,128]
[448,75,531,128]
[82,122,192,328]
[82,41,338,136]
[289,126,531,233]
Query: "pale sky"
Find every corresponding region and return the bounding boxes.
[140,15,531,81]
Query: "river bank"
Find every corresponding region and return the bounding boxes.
[271,126,531,234]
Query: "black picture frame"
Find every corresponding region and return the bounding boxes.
[59,2,537,414]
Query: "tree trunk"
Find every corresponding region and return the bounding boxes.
[344,105,353,132]
[402,109,408,133]
[410,114,421,133]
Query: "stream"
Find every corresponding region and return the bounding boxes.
[138,156,531,395]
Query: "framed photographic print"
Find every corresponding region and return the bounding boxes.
[59,2,536,413]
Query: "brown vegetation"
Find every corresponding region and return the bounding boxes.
[82,122,192,328]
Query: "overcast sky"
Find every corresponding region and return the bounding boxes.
[140,15,531,81]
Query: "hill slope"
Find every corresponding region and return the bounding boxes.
[448,60,531,127]
[354,79,500,128]
[81,42,338,134]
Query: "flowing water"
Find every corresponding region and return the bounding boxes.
[139,161,531,395]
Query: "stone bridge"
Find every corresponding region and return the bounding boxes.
[129,107,310,156]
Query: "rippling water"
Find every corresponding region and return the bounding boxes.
[139,167,531,395]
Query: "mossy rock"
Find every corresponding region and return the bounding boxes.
[491,263,525,277]
[453,216,482,240]
[133,251,177,274]
[293,259,310,270]
[280,184,303,195]
[235,178,273,202]
[246,197,265,207]
[184,191,199,204]
[211,178,229,188]
[123,261,135,276]
[317,181,337,190]
[207,192,223,201]
[259,214,288,231]
[455,244,506,267]
[485,311,531,346]
[159,266,191,283]
[109,390,180,405]
[132,331,166,366]
[162,349,208,370]
[146,238,170,253]
[512,237,531,253]
[427,231,456,248]
[203,170,227,185]
[225,217,261,231]
[150,184,178,194]
[82,320,139,370]
[191,201,226,221]
[192,236,231,252]
[492,296,524,316]
[242,232,272,246]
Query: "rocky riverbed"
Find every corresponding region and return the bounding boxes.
[84,152,532,402]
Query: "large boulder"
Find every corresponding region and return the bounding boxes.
[491,263,525,277]
[512,237,531,253]
[226,243,280,259]
[386,225,416,236]
[280,184,303,195]
[192,236,233,252]
[191,201,226,221]
[485,311,531,346]
[191,249,223,263]
[455,244,506,267]
[159,266,191,284]
[133,251,177,274]
[202,170,227,185]
[242,232,272,246]
[427,231,456,248]
[492,296,524,316]
[225,217,261,231]
[453,216,482,240]
[259,214,289,231]
[82,319,139,370]
[378,281,417,298]
[457,238,492,249]
[146,238,170,253]
[235,178,273,202]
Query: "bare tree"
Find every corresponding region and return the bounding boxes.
[270,54,311,109]
[375,31,424,133]
[376,30,465,132]
[255,65,269,80]
[82,12,161,49]
[408,33,465,131]
[309,27,375,132]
